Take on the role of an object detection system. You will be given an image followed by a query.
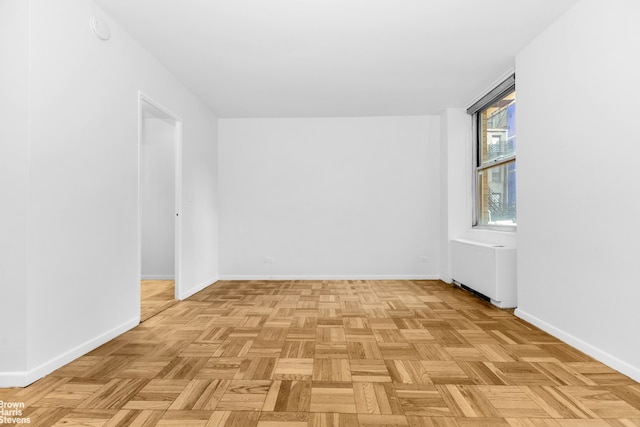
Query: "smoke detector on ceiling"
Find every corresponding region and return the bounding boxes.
[90,17,111,41]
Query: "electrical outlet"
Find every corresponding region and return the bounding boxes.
[419,256,429,263]
[264,257,274,264]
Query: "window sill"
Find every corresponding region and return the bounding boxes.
[472,225,517,233]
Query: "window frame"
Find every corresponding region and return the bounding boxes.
[468,75,516,231]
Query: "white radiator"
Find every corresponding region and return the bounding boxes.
[450,239,517,308]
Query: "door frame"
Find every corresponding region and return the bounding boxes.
[137,92,183,302]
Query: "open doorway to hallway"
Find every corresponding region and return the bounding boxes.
[140,279,176,321]
[139,94,182,321]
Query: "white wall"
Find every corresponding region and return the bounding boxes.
[516,0,640,381]
[0,0,219,387]
[141,117,175,279]
[439,108,467,283]
[438,112,450,283]
[0,0,29,375]
[219,116,440,279]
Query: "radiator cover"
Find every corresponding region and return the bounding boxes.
[450,239,517,308]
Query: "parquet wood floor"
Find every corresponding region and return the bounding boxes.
[140,280,177,322]
[3,280,640,426]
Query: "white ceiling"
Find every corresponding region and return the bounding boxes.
[96,0,577,118]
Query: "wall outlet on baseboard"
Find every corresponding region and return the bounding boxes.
[419,256,429,263]
[264,257,275,264]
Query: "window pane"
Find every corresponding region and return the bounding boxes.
[477,161,516,226]
[479,90,516,165]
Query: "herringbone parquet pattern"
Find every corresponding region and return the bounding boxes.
[2,280,639,426]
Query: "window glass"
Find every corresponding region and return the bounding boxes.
[475,88,516,227]
[477,161,516,226]
[479,91,515,165]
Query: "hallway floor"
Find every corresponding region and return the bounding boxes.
[141,280,177,322]
[2,280,639,426]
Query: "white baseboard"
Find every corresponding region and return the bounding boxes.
[178,275,218,300]
[515,308,640,383]
[217,275,440,281]
[141,275,175,280]
[0,371,28,389]
[0,317,139,388]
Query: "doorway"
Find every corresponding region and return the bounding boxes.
[138,94,182,321]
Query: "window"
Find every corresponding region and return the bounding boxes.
[468,75,516,228]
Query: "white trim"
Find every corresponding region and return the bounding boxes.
[218,275,441,281]
[515,308,640,383]
[177,276,218,300]
[0,317,139,388]
[174,120,183,300]
[138,92,183,301]
[141,275,175,280]
[0,371,28,389]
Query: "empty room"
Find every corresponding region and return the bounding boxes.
[1,0,639,426]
